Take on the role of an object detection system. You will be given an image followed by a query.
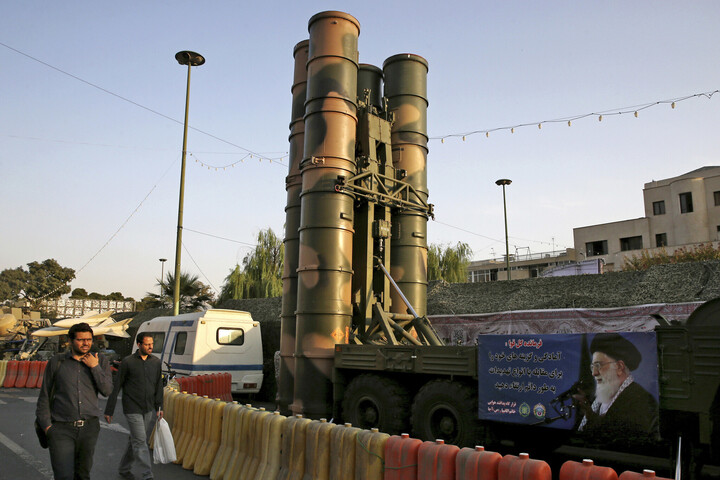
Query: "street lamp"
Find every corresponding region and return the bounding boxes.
[159,258,167,297]
[495,178,512,280]
[172,50,205,316]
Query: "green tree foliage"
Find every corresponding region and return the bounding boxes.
[146,271,214,312]
[427,242,473,283]
[218,228,284,302]
[70,288,88,298]
[0,259,75,303]
[622,243,720,271]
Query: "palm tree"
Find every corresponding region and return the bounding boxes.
[145,271,214,312]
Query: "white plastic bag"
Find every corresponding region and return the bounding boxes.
[152,418,177,464]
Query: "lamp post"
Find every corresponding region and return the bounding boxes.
[159,258,167,297]
[495,178,512,280]
[172,50,205,316]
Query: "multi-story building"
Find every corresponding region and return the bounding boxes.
[467,248,578,282]
[573,166,720,270]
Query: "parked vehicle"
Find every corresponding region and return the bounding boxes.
[134,309,263,395]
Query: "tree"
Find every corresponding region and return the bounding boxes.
[146,271,214,312]
[427,242,473,283]
[0,259,75,304]
[623,243,720,271]
[218,228,284,302]
[70,288,88,298]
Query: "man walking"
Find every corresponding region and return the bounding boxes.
[105,332,164,480]
[36,322,114,480]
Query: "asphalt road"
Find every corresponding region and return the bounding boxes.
[0,387,209,480]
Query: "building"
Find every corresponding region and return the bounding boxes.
[573,166,720,271]
[467,248,578,282]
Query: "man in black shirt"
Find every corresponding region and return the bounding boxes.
[105,332,164,480]
[36,322,114,480]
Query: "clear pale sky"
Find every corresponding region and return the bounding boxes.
[2,1,719,301]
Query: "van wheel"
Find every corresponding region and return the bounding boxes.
[342,374,410,434]
[411,379,477,446]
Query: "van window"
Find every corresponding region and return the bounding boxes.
[217,328,244,346]
[174,332,188,355]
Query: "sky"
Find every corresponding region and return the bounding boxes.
[2,1,720,301]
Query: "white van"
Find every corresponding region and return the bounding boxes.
[134,309,263,394]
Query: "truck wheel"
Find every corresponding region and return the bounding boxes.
[411,379,477,446]
[342,374,410,434]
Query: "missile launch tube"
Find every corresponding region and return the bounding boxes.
[278,39,309,415]
[383,54,430,318]
[293,10,360,418]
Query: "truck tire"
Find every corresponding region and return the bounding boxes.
[342,374,410,434]
[411,379,477,446]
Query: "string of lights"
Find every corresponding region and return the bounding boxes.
[433,89,719,143]
[190,152,287,171]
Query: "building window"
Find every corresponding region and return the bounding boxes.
[652,201,665,215]
[714,191,720,206]
[655,233,667,247]
[620,236,643,251]
[586,240,608,257]
[679,192,693,213]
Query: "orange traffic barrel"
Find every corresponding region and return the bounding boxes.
[36,361,48,388]
[26,360,41,388]
[418,439,460,480]
[3,360,19,387]
[385,433,422,480]
[14,360,30,388]
[560,459,618,480]
[456,446,502,480]
[499,453,552,480]
[619,470,672,480]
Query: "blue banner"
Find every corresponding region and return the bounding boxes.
[477,332,658,432]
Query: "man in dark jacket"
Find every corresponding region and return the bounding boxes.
[105,332,164,480]
[36,322,114,480]
[577,333,659,448]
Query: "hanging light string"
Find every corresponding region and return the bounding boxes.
[434,89,719,142]
[190,151,287,171]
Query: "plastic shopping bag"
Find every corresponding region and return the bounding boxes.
[152,418,177,464]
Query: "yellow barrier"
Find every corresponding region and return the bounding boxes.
[240,408,271,480]
[171,391,188,449]
[184,395,214,470]
[195,397,226,475]
[174,393,199,464]
[277,414,312,480]
[254,410,286,480]
[0,360,7,386]
[303,418,335,480]
[355,427,390,479]
[225,405,255,480]
[210,401,241,480]
[329,422,362,480]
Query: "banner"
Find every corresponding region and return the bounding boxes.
[477,332,659,433]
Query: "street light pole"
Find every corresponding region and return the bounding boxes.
[495,178,512,280]
[159,258,167,297]
[173,50,205,316]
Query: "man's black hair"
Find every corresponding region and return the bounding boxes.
[68,322,94,340]
[136,332,153,345]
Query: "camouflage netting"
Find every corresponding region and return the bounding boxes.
[426,261,720,315]
[115,261,720,401]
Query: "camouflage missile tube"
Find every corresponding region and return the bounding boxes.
[293,11,360,417]
[383,54,430,318]
[278,39,309,415]
[357,63,384,111]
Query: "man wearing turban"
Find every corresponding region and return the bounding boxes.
[576,333,659,447]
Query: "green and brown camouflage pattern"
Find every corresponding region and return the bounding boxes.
[278,38,308,415]
[292,11,360,418]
